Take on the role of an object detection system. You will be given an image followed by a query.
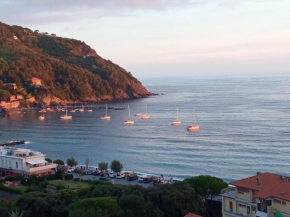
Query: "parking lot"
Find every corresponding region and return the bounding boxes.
[71,173,154,188]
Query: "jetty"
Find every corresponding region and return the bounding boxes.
[0,140,26,147]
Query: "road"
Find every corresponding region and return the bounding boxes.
[71,173,154,188]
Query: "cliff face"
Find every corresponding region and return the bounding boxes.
[0,22,150,103]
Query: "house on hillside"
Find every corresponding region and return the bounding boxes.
[0,147,57,178]
[3,83,17,90]
[9,95,16,101]
[222,172,290,217]
[24,77,42,87]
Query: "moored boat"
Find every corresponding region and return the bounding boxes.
[124,105,134,125]
[101,104,111,120]
[172,109,181,125]
[141,104,150,120]
[186,109,199,132]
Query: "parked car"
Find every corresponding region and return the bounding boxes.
[109,172,116,178]
[127,173,138,181]
[99,176,110,181]
[93,170,102,176]
[67,168,74,173]
[116,173,125,179]
[143,177,153,183]
[85,170,93,175]
[153,179,161,185]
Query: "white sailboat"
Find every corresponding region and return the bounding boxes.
[141,104,150,119]
[79,104,85,112]
[60,104,72,120]
[134,104,142,116]
[124,105,134,125]
[187,109,199,132]
[172,109,181,125]
[38,111,45,120]
[100,104,111,120]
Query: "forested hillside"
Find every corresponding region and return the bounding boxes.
[0,22,150,104]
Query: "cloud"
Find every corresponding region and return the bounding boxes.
[0,0,279,25]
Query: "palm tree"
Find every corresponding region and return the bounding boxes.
[9,210,23,217]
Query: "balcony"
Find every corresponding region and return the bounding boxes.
[223,209,253,217]
[24,163,57,173]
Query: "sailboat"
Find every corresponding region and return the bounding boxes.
[79,104,85,112]
[141,104,150,119]
[100,104,111,120]
[186,109,199,132]
[124,105,134,125]
[172,109,181,125]
[38,111,45,120]
[134,104,142,116]
[60,104,72,120]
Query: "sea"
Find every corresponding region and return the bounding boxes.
[1,74,290,182]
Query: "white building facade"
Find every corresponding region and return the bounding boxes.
[0,147,57,177]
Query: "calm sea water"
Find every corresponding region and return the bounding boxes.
[1,74,290,182]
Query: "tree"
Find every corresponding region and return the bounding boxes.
[45,158,52,163]
[98,162,108,171]
[184,175,228,200]
[118,195,153,217]
[59,166,66,181]
[15,192,69,217]
[53,159,64,165]
[68,197,120,217]
[9,210,23,217]
[85,158,90,170]
[67,157,77,167]
[75,169,85,183]
[110,160,123,173]
[184,175,227,217]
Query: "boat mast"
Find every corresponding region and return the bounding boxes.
[105,104,108,116]
[176,109,179,120]
[128,105,130,119]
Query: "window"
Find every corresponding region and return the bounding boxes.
[239,204,247,208]
[9,161,11,167]
[229,201,233,212]
[5,160,7,166]
[274,199,286,206]
[1,160,3,166]
[16,162,18,169]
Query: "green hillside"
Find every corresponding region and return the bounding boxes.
[0,22,150,104]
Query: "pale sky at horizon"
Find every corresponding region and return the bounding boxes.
[1,0,290,78]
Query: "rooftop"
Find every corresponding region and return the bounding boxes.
[230,172,290,201]
[0,147,44,158]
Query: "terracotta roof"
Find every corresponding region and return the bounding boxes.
[230,172,290,201]
[184,213,202,217]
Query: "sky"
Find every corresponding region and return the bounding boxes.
[1,0,290,78]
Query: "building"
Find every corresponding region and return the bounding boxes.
[0,147,57,177]
[24,77,42,87]
[222,172,290,217]
[3,83,17,90]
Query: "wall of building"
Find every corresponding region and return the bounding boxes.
[235,187,253,201]
[272,199,290,215]
[223,197,237,213]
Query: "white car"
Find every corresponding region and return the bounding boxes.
[67,168,75,173]
[109,172,116,178]
[116,173,125,179]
